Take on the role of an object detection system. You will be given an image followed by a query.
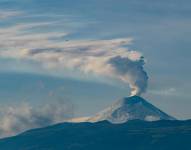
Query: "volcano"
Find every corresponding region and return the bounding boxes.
[88,96,175,123]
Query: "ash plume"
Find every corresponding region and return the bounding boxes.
[108,56,148,96]
[0,37,149,95]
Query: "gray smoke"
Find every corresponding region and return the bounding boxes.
[108,56,148,96]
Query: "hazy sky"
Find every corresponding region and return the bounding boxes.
[0,0,190,121]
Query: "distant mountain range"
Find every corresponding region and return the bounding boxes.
[0,120,190,150]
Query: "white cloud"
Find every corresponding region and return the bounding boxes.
[0,22,67,50]
[0,10,22,19]
[145,115,160,121]
[148,87,177,96]
[0,100,74,138]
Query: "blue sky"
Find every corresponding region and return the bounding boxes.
[0,0,190,121]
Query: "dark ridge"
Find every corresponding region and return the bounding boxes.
[0,120,190,150]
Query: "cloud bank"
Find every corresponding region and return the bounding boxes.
[0,100,74,138]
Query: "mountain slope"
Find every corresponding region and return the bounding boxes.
[0,120,190,150]
[88,96,175,123]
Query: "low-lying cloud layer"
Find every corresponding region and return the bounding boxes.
[0,100,74,138]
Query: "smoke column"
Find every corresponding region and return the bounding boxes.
[108,56,148,96]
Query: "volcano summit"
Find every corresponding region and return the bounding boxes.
[88,96,175,123]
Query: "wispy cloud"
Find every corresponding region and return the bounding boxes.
[0,10,22,19]
[0,22,67,50]
[148,87,177,96]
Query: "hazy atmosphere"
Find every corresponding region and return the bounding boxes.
[0,0,190,139]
